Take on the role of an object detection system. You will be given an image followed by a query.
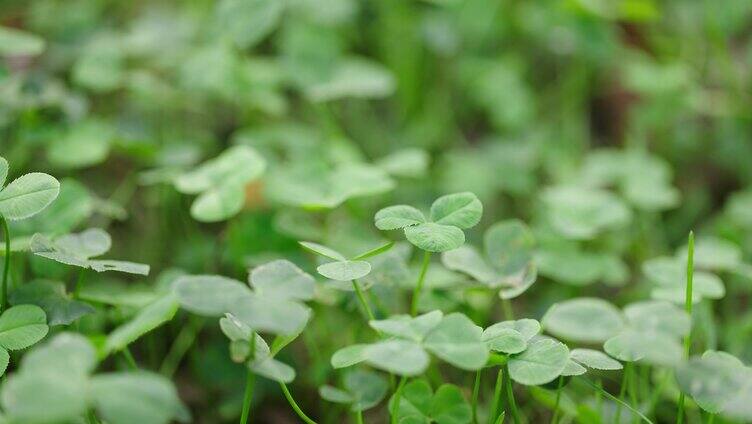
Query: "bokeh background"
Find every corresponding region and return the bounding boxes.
[2,0,752,422]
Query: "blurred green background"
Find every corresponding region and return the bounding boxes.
[2,0,752,422]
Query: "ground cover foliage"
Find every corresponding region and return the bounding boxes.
[1,0,752,423]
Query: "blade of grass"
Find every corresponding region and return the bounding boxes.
[580,378,655,424]
[472,370,482,424]
[488,369,504,424]
[677,231,695,424]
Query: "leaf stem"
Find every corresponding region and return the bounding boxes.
[677,231,695,424]
[0,216,10,313]
[501,298,514,321]
[239,369,255,424]
[355,409,364,424]
[410,251,431,316]
[472,370,481,424]
[488,369,504,424]
[72,268,86,298]
[391,376,407,424]
[280,383,317,424]
[504,365,521,424]
[122,346,138,370]
[160,316,204,377]
[351,279,376,322]
[615,363,630,424]
[551,376,564,424]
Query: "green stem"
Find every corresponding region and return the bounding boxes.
[488,369,504,424]
[391,377,407,424]
[551,377,564,424]
[504,365,521,424]
[677,231,695,424]
[352,279,376,322]
[628,364,639,424]
[501,298,514,321]
[122,346,138,370]
[160,317,204,377]
[86,410,99,424]
[355,409,364,424]
[615,363,630,424]
[580,378,654,424]
[595,379,603,418]
[280,383,317,424]
[239,370,255,424]
[1,216,10,313]
[410,251,431,316]
[706,413,715,424]
[72,268,86,298]
[472,370,481,424]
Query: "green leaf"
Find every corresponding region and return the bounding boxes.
[89,260,150,275]
[299,241,346,261]
[376,148,429,178]
[484,319,541,342]
[570,349,622,370]
[305,58,396,102]
[190,183,245,223]
[405,223,465,252]
[344,370,389,411]
[441,246,498,286]
[389,379,471,424]
[374,205,426,230]
[219,313,252,342]
[484,220,535,275]
[561,359,587,376]
[0,347,7,377]
[230,294,311,335]
[0,173,60,220]
[430,192,483,229]
[48,120,113,169]
[175,145,265,194]
[482,327,527,354]
[317,260,372,281]
[499,263,537,300]
[431,384,472,424]
[541,186,631,239]
[369,310,443,341]
[331,344,369,369]
[352,241,395,260]
[104,295,179,355]
[216,0,284,49]
[9,280,94,326]
[90,372,184,424]
[0,26,45,56]
[0,305,49,350]
[0,157,7,188]
[390,379,433,422]
[364,339,429,376]
[250,259,315,300]
[249,355,296,383]
[174,275,251,316]
[603,329,682,365]
[508,337,570,386]
[423,313,489,370]
[676,237,741,272]
[623,300,689,338]
[320,385,354,404]
[542,298,625,343]
[675,351,751,416]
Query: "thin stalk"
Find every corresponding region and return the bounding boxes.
[410,251,431,316]
[595,379,603,418]
[488,369,504,424]
[707,414,715,424]
[551,376,564,424]
[351,279,376,322]
[615,363,630,424]
[72,268,86,298]
[501,298,514,321]
[355,409,364,424]
[122,347,138,370]
[677,231,695,424]
[504,365,521,424]
[280,383,317,424]
[239,370,255,424]
[86,410,99,424]
[160,317,204,377]
[580,378,654,424]
[391,377,408,424]
[1,216,10,313]
[472,370,482,424]
[628,364,639,424]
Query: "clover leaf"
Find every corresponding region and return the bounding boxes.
[442,219,537,298]
[31,228,150,275]
[388,379,471,424]
[375,192,482,253]
[0,304,49,377]
[1,333,186,424]
[9,280,95,326]
[319,369,388,412]
[174,145,266,222]
[103,294,179,356]
[0,26,45,56]
[542,298,625,343]
[541,186,631,240]
[0,159,60,221]
[643,256,724,303]
[507,336,570,386]
[483,319,541,354]
[331,311,489,376]
[570,348,622,371]
[174,259,315,335]
[300,240,393,282]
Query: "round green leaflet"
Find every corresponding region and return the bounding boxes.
[422,313,489,370]
[0,26,45,55]
[623,300,690,338]
[508,337,570,386]
[430,192,483,229]
[362,339,430,376]
[541,186,631,240]
[369,310,443,342]
[0,172,60,221]
[388,379,472,424]
[305,58,396,102]
[317,260,372,281]
[0,304,49,351]
[542,297,625,343]
[374,205,426,230]
[604,329,682,366]
[405,223,465,253]
[319,369,388,412]
[481,327,527,354]
[570,348,622,370]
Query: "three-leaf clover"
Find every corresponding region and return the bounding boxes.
[174,145,266,222]
[31,228,150,275]
[299,240,393,287]
[388,379,471,424]
[442,219,537,299]
[331,311,489,376]
[0,304,49,377]
[375,192,483,253]
[174,259,315,335]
